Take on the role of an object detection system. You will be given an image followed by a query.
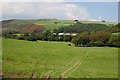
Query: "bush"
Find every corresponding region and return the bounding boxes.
[26,36,37,41]
[72,32,90,46]
[17,35,37,41]
[106,35,120,47]
[68,44,71,46]
[18,36,26,40]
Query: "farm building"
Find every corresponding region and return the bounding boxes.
[71,33,77,36]
[58,33,77,36]
[65,33,70,35]
[58,33,64,35]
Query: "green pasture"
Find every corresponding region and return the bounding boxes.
[112,32,120,36]
[2,38,118,78]
[13,34,24,36]
[5,19,117,30]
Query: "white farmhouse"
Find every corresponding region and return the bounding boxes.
[53,33,56,35]
[71,33,77,36]
[58,33,77,36]
[58,33,64,35]
[65,33,70,35]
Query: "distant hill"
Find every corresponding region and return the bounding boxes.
[2,19,117,33]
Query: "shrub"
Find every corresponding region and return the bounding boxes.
[72,32,90,46]
[18,36,26,40]
[26,36,37,41]
[106,35,120,47]
[68,44,71,46]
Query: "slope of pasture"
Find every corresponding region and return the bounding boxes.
[80,21,118,27]
[2,19,74,31]
[34,19,74,30]
[2,38,118,78]
[2,19,117,32]
[112,32,120,35]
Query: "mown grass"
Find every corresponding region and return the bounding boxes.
[2,38,118,78]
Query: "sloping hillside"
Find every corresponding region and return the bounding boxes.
[2,19,117,33]
[2,20,45,33]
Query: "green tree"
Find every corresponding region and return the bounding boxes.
[72,32,90,46]
[106,35,120,47]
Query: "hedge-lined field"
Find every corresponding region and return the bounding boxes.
[2,38,118,78]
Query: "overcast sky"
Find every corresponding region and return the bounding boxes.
[1,0,119,22]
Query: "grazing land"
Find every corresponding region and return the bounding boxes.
[2,19,117,33]
[112,32,120,35]
[2,38,118,78]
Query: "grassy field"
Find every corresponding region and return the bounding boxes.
[80,21,117,26]
[2,19,118,31]
[112,32,120,36]
[2,38,118,78]
[13,34,24,36]
[34,19,74,30]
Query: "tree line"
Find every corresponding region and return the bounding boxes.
[3,30,72,42]
[2,23,120,47]
[72,31,120,47]
[72,23,120,47]
[53,23,109,33]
